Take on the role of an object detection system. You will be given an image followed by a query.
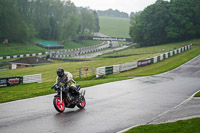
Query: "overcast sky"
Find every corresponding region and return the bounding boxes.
[69,0,167,14]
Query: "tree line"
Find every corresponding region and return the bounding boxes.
[97,9,129,18]
[0,0,100,43]
[129,0,200,46]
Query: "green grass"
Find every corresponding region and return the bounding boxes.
[0,40,102,57]
[99,16,130,38]
[126,118,200,133]
[194,91,200,97]
[0,39,200,103]
[0,43,45,57]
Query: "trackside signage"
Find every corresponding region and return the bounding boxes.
[0,74,42,88]
[138,59,151,67]
[105,66,113,75]
[0,77,23,88]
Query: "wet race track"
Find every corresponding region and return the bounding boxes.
[0,56,200,133]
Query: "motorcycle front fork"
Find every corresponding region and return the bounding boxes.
[60,89,63,104]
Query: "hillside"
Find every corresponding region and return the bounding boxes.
[99,16,130,38]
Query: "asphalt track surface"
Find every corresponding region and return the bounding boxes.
[0,56,200,133]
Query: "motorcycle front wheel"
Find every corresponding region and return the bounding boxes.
[53,97,65,112]
[77,97,86,109]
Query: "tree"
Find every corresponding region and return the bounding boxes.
[129,0,200,46]
[60,14,79,42]
[93,11,100,32]
[0,0,100,43]
[0,0,30,43]
[130,0,170,46]
[80,8,95,35]
[166,0,197,41]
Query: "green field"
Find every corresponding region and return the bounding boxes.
[194,91,200,97]
[0,39,200,103]
[126,118,200,133]
[99,16,130,38]
[0,43,45,57]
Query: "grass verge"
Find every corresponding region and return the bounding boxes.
[125,118,200,133]
[194,91,200,97]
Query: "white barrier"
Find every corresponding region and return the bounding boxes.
[170,51,173,56]
[185,46,188,50]
[13,55,17,58]
[174,50,177,55]
[6,56,10,59]
[113,65,120,73]
[119,61,138,72]
[160,54,164,61]
[178,48,182,54]
[182,47,185,52]
[96,67,106,78]
[23,74,42,84]
[165,52,169,59]
[154,56,158,63]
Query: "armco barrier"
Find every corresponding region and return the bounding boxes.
[0,43,105,60]
[52,43,106,58]
[96,44,192,78]
[0,52,46,60]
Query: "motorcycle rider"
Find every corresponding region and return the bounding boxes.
[52,68,80,102]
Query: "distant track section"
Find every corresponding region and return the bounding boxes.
[79,36,132,42]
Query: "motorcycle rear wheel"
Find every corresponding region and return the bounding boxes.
[53,97,65,112]
[77,97,86,109]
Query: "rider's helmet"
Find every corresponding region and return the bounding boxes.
[57,68,64,77]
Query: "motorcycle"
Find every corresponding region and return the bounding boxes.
[51,84,86,112]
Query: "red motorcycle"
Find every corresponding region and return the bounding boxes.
[51,84,86,112]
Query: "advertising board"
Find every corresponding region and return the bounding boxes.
[0,77,23,88]
[138,59,152,67]
[105,66,113,75]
